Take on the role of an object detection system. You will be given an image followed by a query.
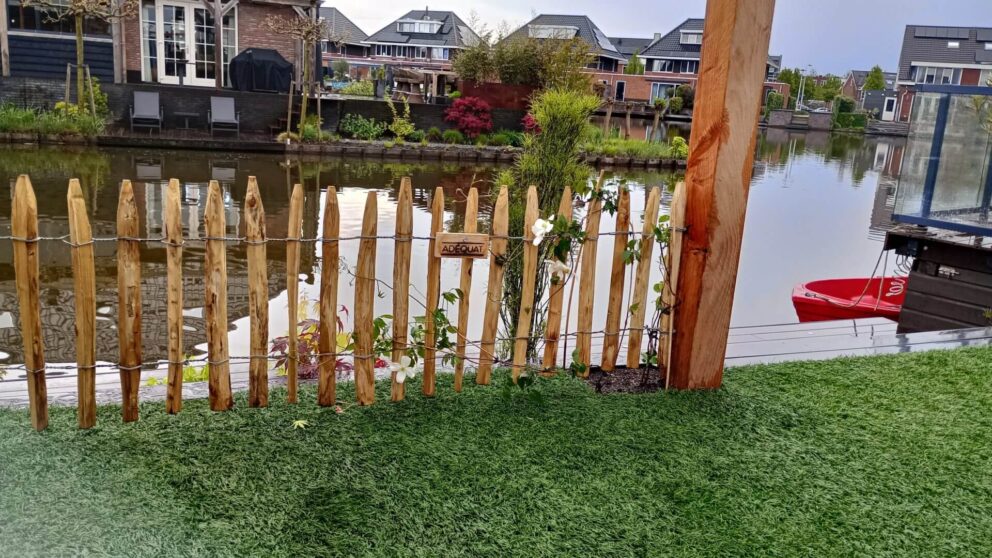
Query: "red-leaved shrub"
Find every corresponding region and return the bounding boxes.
[522,113,541,134]
[444,97,493,138]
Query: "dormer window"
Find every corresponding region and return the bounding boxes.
[948,41,960,48]
[528,25,578,39]
[397,19,442,33]
[985,43,992,50]
[680,31,702,45]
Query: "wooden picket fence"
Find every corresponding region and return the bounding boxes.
[9,172,684,431]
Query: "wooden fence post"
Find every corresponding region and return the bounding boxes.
[67,179,96,429]
[318,185,340,406]
[286,183,304,403]
[245,177,269,407]
[663,182,687,381]
[354,192,377,405]
[670,0,775,389]
[204,180,233,411]
[164,179,184,414]
[12,175,47,431]
[422,187,444,397]
[511,186,539,381]
[577,171,606,373]
[477,186,508,385]
[601,188,631,371]
[117,179,142,422]
[454,186,478,391]
[626,186,661,368]
[541,186,573,372]
[391,178,413,401]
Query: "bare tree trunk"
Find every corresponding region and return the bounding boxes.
[602,100,613,136]
[651,108,661,143]
[213,0,223,89]
[298,41,309,131]
[624,102,632,140]
[75,14,85,111]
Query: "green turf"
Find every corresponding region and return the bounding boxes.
[2,347,991,557]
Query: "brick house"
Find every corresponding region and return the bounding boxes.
[840,69,897,119]
[501,14,628,73]
[0,0,310,87]
[359,9,479,72]
[894,25,992,122]
[590,18,787,104]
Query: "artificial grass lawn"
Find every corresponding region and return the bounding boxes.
[2,347,991,557]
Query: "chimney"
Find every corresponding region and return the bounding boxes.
[653,32,662,40]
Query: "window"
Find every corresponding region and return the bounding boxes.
[528,25,578,39]
[680,32,702,45]
[651,59,673,73]
[986,43,992,50]
[414,47,427,59]
[6,0,111,35]
[924,67,936,84]
[397,19,440,33]
[948,41,960,48]
[430,47,448,60]
[141,0,157,81]
[981,69,992,86]
[940,68,954,84]
[650,82,674,102]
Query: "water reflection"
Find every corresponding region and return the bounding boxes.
[0,131,907,366]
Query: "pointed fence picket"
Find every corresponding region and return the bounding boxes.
[8,174,673,430]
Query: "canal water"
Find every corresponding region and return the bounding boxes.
[0,128,905,371]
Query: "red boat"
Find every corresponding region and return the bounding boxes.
[792,277,907,322]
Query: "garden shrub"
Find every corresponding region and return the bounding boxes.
[834,112,867,129]
[339,113,386,140]
[668,96,684,114]
[444,97,493,138]
[340,80,374,96]
[0,103,104,136]
[764,91,784,116]
[448,91,462,100]
[834,95,857,114]
[675,84,695,109]
[331,59,350,80]
[426,127,443,142]
[442,129,465,144]
[385,95,416,139]
[407,129,425,143]
[671,136,689,159]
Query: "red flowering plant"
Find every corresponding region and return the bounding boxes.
[270,303,388,379]
[444,96,493,138]
[522,113,541,134]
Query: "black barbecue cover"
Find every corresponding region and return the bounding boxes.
[229,48,293,93]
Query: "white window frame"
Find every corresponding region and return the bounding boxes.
[948,41,960,49]
[679,31,702,45]
[614,80,626,101]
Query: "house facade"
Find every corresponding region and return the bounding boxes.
[358,9,479,72]
[0,0,310,88]
[841,69,898,120]
[592,18,787,103]
[502,15,628,73]
[894,25,992,122]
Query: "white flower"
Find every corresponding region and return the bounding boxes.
[531,218,553,246]
[390,355,417,384]
[546,259,571,280]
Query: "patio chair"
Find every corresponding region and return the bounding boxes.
[130,91,163,134]
[209,97,240,138]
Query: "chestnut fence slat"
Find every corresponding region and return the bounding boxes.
[164,179,184,414]
[664,182,688,382]
[601,188,631,371]
[354,192,378,406]
[577,172,606,374]
[205,180,233,412]
[454,187,479,392]
[541,186,573,373]
[13,175,48,431]
[391,179,413,401]
[318,186,341,407]
[626,186,662,367]
[245,177,269,408]
[477,186,508,386]
[512,186,540,381]
[286,183,304,404]
[117,179,142,422]
[422,187,444,397]
[67,179,96,429]
[7,174,679,430]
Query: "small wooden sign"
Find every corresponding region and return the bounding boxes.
[435,232,489,259]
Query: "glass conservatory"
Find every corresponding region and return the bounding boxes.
[893,84,992,236]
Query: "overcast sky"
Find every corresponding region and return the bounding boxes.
[324,0,990,75]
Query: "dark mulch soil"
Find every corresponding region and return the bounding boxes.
[584,367,665,394]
